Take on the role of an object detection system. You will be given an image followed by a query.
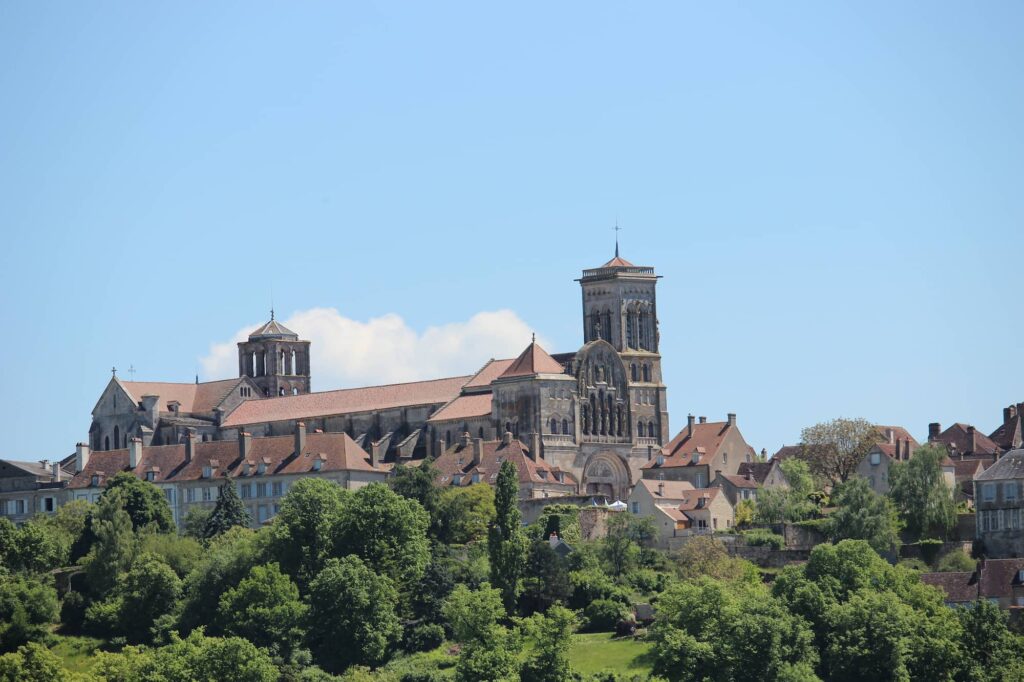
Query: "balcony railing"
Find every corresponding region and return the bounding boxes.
[636,437,660,446]
[581,265,656,278]
[543,434,575,445]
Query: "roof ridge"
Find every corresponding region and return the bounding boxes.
[261,374,475,400]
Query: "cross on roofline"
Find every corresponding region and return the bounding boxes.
[614,220,622,257]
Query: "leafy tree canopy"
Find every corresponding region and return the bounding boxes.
[799,418,880,486]
[826,478,902,555]
[102,472,175,532]
[888,444,956,541]
[203,482,252,539]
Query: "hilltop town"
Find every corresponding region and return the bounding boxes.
[2,255,1023,680]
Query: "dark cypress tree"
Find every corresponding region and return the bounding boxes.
[203,482,252,539]
[488,460,527,612]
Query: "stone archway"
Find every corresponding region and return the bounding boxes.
[582,452,632,502]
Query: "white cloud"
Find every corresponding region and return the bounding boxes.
[200,308,545,389]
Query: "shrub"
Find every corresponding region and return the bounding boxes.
[916,538,944,565]
[935,549,976,573]
[626,568,668,594]
[582,599,628,633]
[404,623,445,653]
[742,530,784,550]
[897,558,930,572]
[59,590,87,633]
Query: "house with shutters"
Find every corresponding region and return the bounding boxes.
[0,458,71,524]
[626,479,734,546]
[974,449,1024,558]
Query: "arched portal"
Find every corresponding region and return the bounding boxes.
[582,451,632,502]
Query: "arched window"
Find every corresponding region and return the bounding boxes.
[261,351,267,377]
[251,351,257,376]
[603,310,612,342]
[446,430,451,446]
[292,387,298,395]
[638,311,647,349]
[104,436,110,451]
[550,417,559,434]
[279,387,285,396]
[505,421,512,434]
[478,427,485,439]
[123,434,128,448]
[114,426,120,449]
[291,349,297,375]
[642,364,650,382]
[637,421,645,437]
[631,364,638,382]
[562,418,569,435]
[648,421,656,438]
[626,313,635,348]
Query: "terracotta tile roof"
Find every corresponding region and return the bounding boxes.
[433,437,577,488]
[248,317,299,340]
[920,572,979,603]
[67,431,381,489]
[119,378,243,414]
[719,473,759,489]
[221,375,470,428]
[978,559,1024,599]
[636,479,695,499]
[463,358,515,390]
[932,423,1001,458]
[601,255,635,268]
[876,425,920,448]
[737,462,772,484]
[427,394,493,423]
[676,488,723,513]
[642,421,731,469]
[772,445,803,461]
[953,459,985,479]
[991,406,1024,450]
[498,340,566,379]
[976,449,1024,481]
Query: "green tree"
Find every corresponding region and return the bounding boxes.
[602,513,654,576]
[520,605,578,682]
[269,478,346,585]
[218,562,307,657]
[179,526,268,634]
[443,583,506,645]
[94,629,279,682]
[521,540,571,615]
[410,552,456,626]
[0,571,59,652]
[118,553,182,643]
[139,532,203,577]
[488,460,527,611]
[651,577,818,682]
[83,494,136,597]
[102,472,175,532]
[799,418,881,486]
[436,484,496,545]
[181,506,212,540]
[957,598,1024,682]
[0,642,69,682]
[671,536,759,584]
[827,478,901,555]
[4,521,69,574]
[888,444,957,540]
[333,482,430,589]
[307,555,402,672]
[203,482,252,539]
[454,629,521,682]
[389,459,442,528]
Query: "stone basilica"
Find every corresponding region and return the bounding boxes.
[88,252,669,500]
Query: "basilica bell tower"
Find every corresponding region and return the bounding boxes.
[237,312,312,397]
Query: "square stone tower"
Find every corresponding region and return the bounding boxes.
[237,312,312,397]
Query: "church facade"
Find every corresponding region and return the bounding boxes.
[85,253,671,500]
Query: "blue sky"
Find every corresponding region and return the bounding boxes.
[1,2,1021,460]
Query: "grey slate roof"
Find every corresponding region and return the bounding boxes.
[975,449,1024,481]
[248,318,299,340]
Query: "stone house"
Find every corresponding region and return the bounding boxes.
[640,414,754,488]
[0,459,70,523]
[856,426,918,495]
[650,487,734,547]
[66,423,388,528]
[991,402,1024,452]
[432,432,577,500]
[713,471,760,507]
[974,449,1024,558]
[626,479,696,518]
[929,422,1002,464]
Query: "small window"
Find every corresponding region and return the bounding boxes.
[1005,482,1018,501]
[42,497,55,512]
[631,502,639,514]
[257,483,268,497]
[202,487,212,502]
[870,453,881,466]
[186,488,196,503]
[146,471,155,482]
[452,474,463,486]
[90,475,100,487]
[983,483,996,502]
[272,482,283,497]
[312,459,322,471]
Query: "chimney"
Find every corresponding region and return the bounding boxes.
[75,443,90,473]
[714,469,722,483]
[1005,406,1013,424]
[699,416,707,424]
[239,431,252,461]
[658,481,665,497]
[460,431,471,448]
[185,429,198,462]
[530,432,541,462]
[745,469,753,481]
[295,422,307,455]
[129,438,143,469]
[727,413,736,427]
[472,438,484,467]
[371,439,384,468]
[887,428,895,444]
[968,425,977,454]
[502,430,513,446]
[437,435,447,456]
[647,445,654,461]
[51,462,62,482]
[687,414,695,436]
[928,422,941,441]
[904,438,912,460]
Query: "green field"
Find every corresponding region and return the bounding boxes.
[48,635,104,674]
[567,632,654,677]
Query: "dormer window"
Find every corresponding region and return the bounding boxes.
[257,462,267,475]
[146,471,155,482]
[452,474,463,485]
[312,459,322,471]
[90,475,100,487]
[656,455,665,466]
[202,466,212,479]
[691,451,700,465]
[471,474,481,484]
